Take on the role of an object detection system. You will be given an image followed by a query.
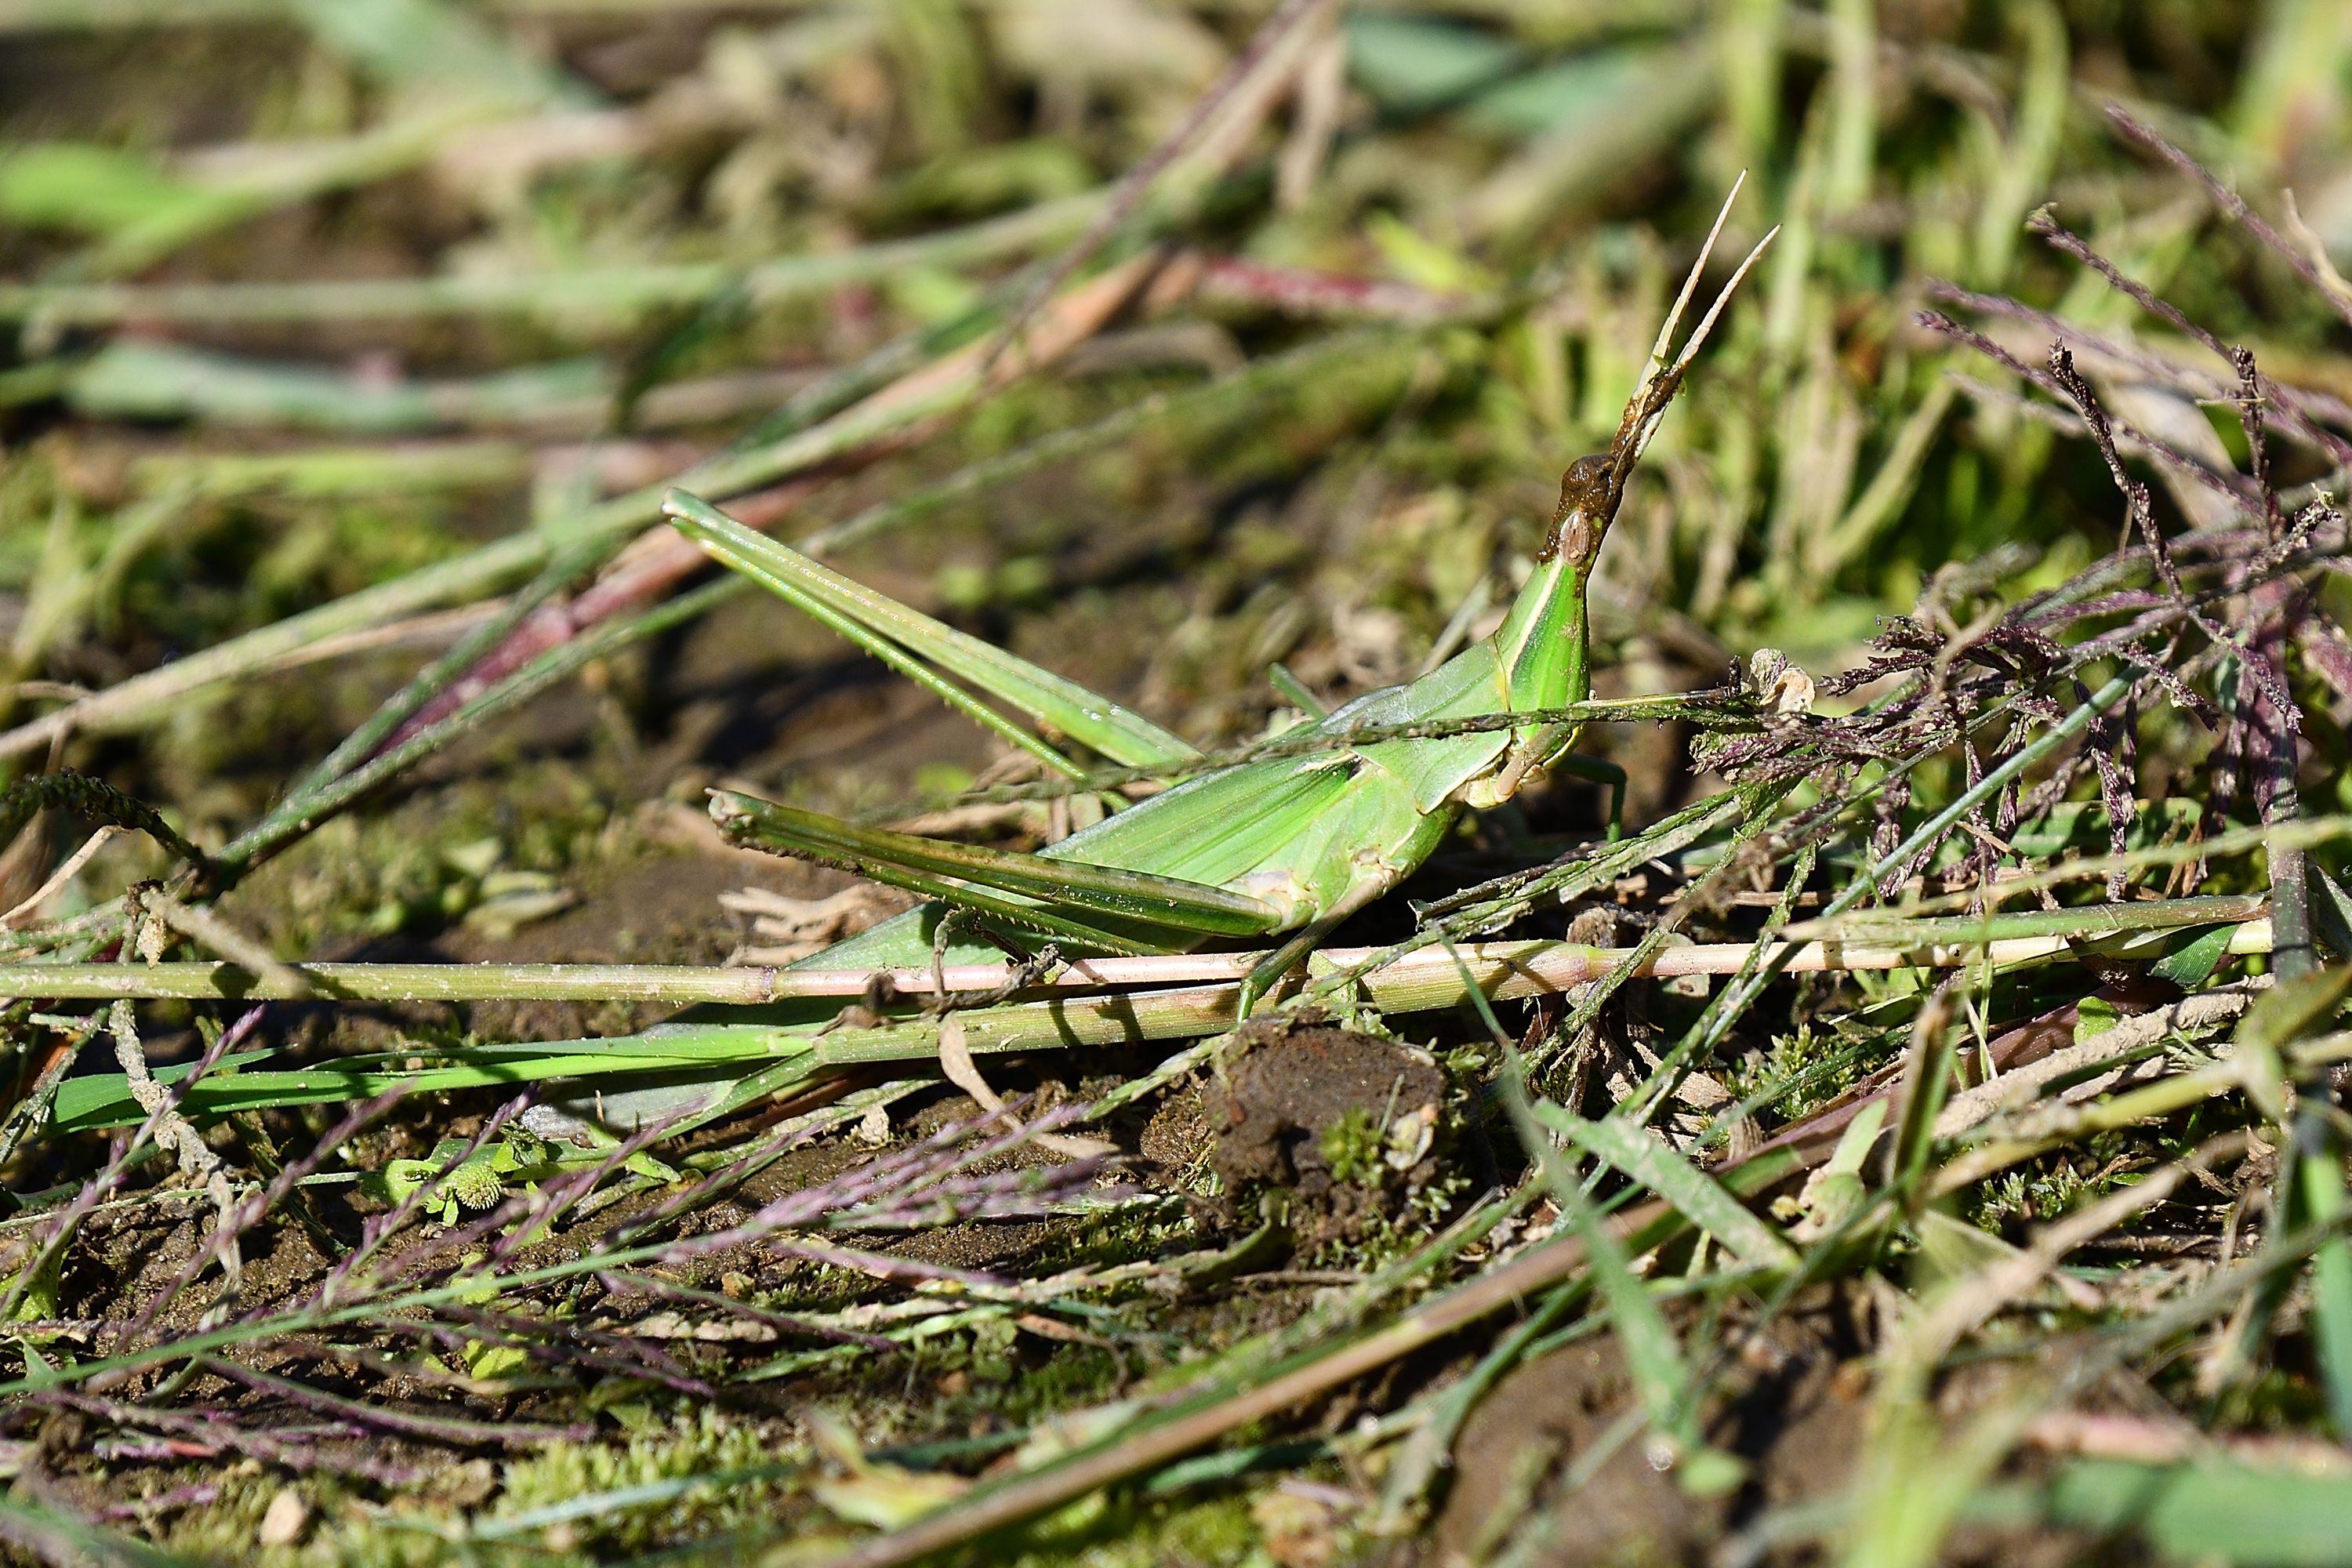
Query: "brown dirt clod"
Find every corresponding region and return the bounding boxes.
[1206,1018,1446,1244]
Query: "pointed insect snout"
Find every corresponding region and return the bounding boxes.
[1542,452,1617,571]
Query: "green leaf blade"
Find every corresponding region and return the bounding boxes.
[1535,1104,1801,1273]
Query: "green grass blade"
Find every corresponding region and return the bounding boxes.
[1887,988,1962,1208]
[0,1491,199,1567]
[667,490,1198,770]
[1499,1069,1691,1451]
[49,1048,755,1131]
[1535,1104,1801,1272]
[2254,967,2352,1438]
[2306,1163,2352,1440]
[286,0,589,110]
[2047,1457,2352,1565]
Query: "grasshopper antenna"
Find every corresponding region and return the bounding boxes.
[1616,177,1778,471]
[1590,175,1769,524]
[1553,180,1777,564]
[1632,170,1746,412]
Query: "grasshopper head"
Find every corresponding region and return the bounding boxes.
[1540,347,1698,577]
[1542,452,1618,575]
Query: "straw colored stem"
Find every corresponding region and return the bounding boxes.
[0,920,2271,1007]
[1935,1029,2352,1194]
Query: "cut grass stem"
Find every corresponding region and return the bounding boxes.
[2,912,2270,1007]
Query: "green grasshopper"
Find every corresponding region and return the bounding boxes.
[545,201,1770,1134]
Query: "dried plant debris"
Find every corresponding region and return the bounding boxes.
[5,4,2352,1565]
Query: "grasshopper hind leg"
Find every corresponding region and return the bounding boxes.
[714,789,1287,957]
[1234,873,1396,1018]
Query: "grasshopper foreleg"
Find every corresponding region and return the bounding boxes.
[1462,721,1571,811]
[1461,727,1623,841]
